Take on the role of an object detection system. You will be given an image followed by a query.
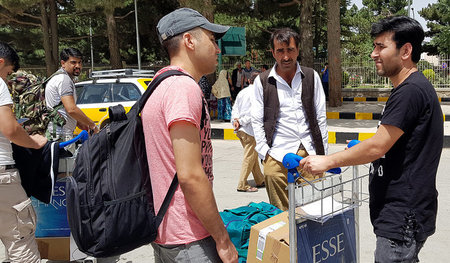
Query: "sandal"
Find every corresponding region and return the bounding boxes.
[256,182,265,188]
[237,187,258,192]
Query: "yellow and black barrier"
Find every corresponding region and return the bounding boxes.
[211,129,450,147]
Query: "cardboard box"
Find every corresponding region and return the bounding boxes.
[247,211,290,263]
[33,177,88,261]
[37,237,70,261]
[32,180,70,238]
[247,209,357,263]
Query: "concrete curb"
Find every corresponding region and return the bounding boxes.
[342,97,389,102]
[342,97,450,103]
[327,112,450,121]
[211,128,450,147]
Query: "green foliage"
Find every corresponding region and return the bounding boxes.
[74,0,132,13]
[342,0,408,59]
[342,71,350,86]
[423,69,436,81]
[0,0,39,14]
[7,0,448,74]
[213,0,302,62]
[417,60,433,70]
[419,0,450,55]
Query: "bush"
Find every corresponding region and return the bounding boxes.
[342,71,350,87]
[349,74,362,87]
[423,69,436,82]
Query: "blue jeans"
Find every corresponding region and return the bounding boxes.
[375,236,426,263]
[151,236,221,263]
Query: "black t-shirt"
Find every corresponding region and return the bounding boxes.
[369,71,443,242]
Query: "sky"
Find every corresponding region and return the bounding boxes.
[350,0,438,31]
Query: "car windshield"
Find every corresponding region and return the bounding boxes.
[76,83,142,104]
[112,83,141,102]
[77,84,111,104]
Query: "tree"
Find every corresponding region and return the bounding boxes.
[342,0,408,58]
[300,0,314,67]
[74,0,133,69]
[419,0,450,55]
[179,0,214,21]
[0,0,60,76]
[328,0,343,107]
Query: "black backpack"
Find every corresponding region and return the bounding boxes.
[66,70,190,257]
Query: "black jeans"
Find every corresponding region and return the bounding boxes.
[375,236,426,263]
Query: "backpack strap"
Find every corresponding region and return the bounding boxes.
[44,70,72,139]
[108,105,127,122]
[155,174,179,226]
[137,70,191,113]
[43,70,66,85]
[137,70,200,228]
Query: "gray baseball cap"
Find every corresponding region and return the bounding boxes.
[157,8,230,42]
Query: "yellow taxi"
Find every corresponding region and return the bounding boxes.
[75,69,154,133]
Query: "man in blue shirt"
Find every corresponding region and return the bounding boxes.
[321,63,329,100]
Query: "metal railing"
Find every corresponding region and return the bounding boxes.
[20,54,449,88]
[220,54,450,89]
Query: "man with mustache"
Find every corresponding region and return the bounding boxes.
[251,28,327,211]
[45,48,98,141]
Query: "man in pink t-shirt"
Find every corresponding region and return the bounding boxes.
[141,8,237,263]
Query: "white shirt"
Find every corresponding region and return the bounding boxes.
[236,70,243,88]
[45,68,77,134]
[251,63,328,162]
[0,78,14,165]
[231,85,255,136]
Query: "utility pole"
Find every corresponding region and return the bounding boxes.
[89,18,94,72]
[134,0,141,70]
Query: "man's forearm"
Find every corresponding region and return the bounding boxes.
[68,107,95,129]
[7,124,42,149]
[0,106,44,149]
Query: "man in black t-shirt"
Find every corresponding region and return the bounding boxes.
[299,16,443,262]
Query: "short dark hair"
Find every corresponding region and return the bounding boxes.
[162,34,183,57]
[270,28,300,50]
[249,72,260,84]
[161,28,201,57]
[60,47,83,62]
[0,41,20,72]
[371,16,424,63]
[262,64,269,70]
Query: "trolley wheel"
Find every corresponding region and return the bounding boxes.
[77,257,97,263]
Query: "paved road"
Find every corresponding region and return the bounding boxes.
[2,140,450,262]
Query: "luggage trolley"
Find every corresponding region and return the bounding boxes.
[282,145,369,263]
[40,131,90,262]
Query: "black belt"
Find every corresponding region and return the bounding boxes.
[2,164,16,170]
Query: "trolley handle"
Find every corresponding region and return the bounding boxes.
[282,139,362,182]
[59,130,89,149]
[282,153,342,176]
